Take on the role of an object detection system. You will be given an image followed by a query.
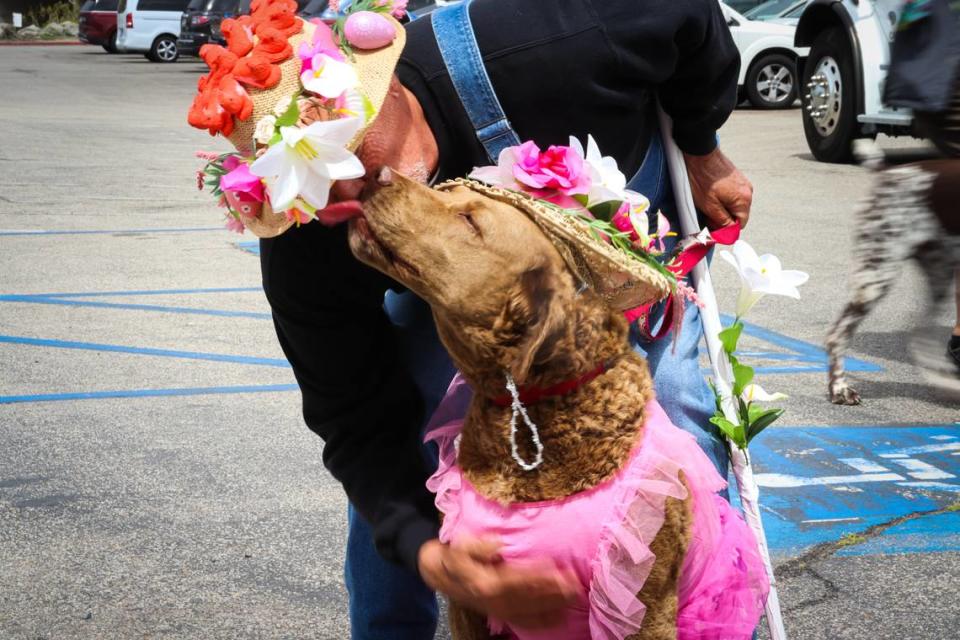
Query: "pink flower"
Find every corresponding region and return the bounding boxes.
[376,0,408,18]
[196,170,205,190]
[194,150,219,160]
[511,141,590,196]
[612,202,633,234]
[220,161,265,203]
[300,20,344,73]
[224,214,245,234]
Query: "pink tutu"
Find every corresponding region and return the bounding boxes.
[426,384,769,640]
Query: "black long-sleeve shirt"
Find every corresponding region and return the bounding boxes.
[260,0,739,573]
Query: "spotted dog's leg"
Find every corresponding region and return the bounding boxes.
[827,165,939,404]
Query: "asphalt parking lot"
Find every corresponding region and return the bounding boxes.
[1,47,958,639]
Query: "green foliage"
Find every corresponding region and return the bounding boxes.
[728,354,754,397]
[26,1,79,27]
[718,321,743,355]
[275,98,300,128]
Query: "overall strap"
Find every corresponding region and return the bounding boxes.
[431,0,521,163]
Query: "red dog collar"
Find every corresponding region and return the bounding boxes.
[490,363,608,407]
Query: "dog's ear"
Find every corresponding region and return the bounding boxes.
[501,264,570,385]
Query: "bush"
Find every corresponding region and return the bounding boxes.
[25,1,80,28]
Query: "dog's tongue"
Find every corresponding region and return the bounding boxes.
[317,200,364,226]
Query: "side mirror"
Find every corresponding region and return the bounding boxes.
[727,16,740,27]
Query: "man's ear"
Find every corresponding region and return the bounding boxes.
[501,265,569,385]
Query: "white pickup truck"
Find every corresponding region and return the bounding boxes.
[795,0,911,162]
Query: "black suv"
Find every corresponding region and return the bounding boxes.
[178,0,250,56]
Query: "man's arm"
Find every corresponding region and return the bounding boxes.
[656,0,741,156]
[260,222,439,570]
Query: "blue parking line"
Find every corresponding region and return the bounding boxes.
[749,424,960,556]
[0,384,300,404]
[0,335,290,368]
[0,227,223,237]
[0,295,272,319]
[722,314,882,374]
[6,287,261,299]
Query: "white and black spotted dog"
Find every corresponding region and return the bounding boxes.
[826,140,960,405]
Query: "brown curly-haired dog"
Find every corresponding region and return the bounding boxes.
[349,169,691,640]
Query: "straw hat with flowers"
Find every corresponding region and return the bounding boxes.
[189,0,408,238]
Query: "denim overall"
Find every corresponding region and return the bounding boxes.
[344,2,726,637]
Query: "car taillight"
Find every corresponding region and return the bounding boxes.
[125,13,133,28]
[191,15,210,25]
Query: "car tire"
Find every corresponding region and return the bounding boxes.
[102,31,118,54]
[745,53,797,109]
[801,27,860,163]
[148,35,179,63]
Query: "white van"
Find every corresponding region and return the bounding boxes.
[116,0,190,62]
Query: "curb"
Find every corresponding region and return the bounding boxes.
[0,40,86,46]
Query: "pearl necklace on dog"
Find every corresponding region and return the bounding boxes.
[505,373,545,471]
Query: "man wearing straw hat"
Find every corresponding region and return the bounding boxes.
[190,0,751,635]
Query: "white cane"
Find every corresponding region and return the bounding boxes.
[657,106,788,640]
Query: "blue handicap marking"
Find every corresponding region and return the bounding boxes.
[749,424,960,556]
[0,287,296,404]
[719,314,880,376]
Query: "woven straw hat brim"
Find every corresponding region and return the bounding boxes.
[436,179,673,310]
[233,17,407,239]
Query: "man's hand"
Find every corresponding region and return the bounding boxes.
[418,538,580,630]
[683,147,753,229]
[321,76,439,223]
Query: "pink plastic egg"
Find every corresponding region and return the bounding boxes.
[343,11,396,50]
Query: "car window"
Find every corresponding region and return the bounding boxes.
[81,0,96,10]
[117,0,126,11]
[187,0,205,8]
[300,0,326,14]
[138,0,190,10]
[744,0,796,19]
[94,0,120,10]
[782,2,807,18]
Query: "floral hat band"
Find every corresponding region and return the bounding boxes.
[188,0,408,238]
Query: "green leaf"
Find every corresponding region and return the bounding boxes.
[718,321,743,355]
[745,408,784,444]
[736,394,750,427]
[731,359,755,397]
[275,98,300,128]
[587,200,621,223]
[710,415,746,449]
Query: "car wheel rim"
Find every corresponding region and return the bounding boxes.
[756,63,793,104]
[157,40,176,61]
[806,56,842,136]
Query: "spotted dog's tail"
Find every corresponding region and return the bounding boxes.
[852,138,886,171]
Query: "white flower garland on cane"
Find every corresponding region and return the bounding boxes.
[505,373,544,471]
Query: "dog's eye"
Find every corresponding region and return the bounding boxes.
[459,212,482,237]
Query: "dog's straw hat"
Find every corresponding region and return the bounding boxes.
[236,19,406,239]
[438,179,674,310]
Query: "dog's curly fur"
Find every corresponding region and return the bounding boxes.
[351,170,692,639]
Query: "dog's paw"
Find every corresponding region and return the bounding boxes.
[829,384,861,405]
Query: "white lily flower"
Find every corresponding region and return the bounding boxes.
[741,383,788,404]
[301,54,359,99]
[250,117,365,212]
[719,240,809,317]
[569,134,628,206]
